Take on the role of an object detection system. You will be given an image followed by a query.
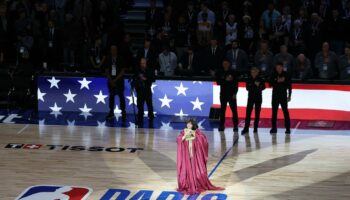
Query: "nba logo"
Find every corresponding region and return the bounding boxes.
[16,185,92,200]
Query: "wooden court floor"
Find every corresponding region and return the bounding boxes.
[1,123,350,199]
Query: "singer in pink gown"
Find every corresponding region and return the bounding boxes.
[177,119,224,195]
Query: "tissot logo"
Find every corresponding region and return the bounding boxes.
[5,143,143,153]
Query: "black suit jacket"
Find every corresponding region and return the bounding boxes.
[179,52,200,73]
[203,46,225,72]
[136,47,158,69]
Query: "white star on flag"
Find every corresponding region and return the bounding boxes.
[151,84,157,93]
[37,88,46,102]
[192,81,202,84]
[159,94,173,108]
[49,102,62,112]
[97,121,107,128]
[50,111,62,118]
[129,122,136,129]
[78,78,92,90]
[126,93,137,105]
[114,105,122,114]
[39,119,45,126]
[63,89,77,103]
[79,104,92,113]
[175,109,188,117]
[190,97,204,111]
[198,119,206,130]
[47,77,60,88]
[94,90,108,104]
[67,120,75,126]
[160,121,173,130]
[175,82,189,96]
[144,111,157,117]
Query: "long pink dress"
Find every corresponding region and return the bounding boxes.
[176,129,224,195]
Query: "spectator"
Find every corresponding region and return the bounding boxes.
[145,0,162,26]
[216,1,232,44]
[136,39,158,70]
[273,45,296,75]
[175,15,189,59]
[281,6,292,33]
[158,46,177,76]
[88,37,106,72]
[176,46,200,76]
[224,14,238,47]
[315,42,339,79]
[269,15,289,53]
[197,12,213,47]
[160,12,175,40]
[44,20,61,71]
[197,1,215,27]
[339,45,350,80]
[260,2,281,33]
[62,13,78,68]
[204,38,224,76]
[254,40,274,75]
[289,20,306,56]
[119,33,135,72]
[325,9,346,55]
[307,13,324,64]
[294,54,313,80]
[184,1,198,30]
[239,15,255,56]
[226,40,249,76]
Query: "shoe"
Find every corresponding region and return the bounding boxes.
[241,128,248,135]
[218,126,225,132]
[270,128,277,134]
[285,129,291,134]
[106,112,114,120]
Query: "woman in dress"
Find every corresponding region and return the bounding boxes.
[177,119,224,195]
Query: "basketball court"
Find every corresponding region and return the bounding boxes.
[2,121,350,199]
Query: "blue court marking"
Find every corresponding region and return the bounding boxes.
[208,136,239,178]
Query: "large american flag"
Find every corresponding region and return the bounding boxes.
[37,76,213,118]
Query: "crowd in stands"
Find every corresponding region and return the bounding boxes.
[1,0,350,80]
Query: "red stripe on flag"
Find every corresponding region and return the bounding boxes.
[211,105,350,121]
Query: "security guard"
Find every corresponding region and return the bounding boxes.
[134,58,155,127]
[241,66,266,135]
[105,45,126,120]
[216,59,239,132]
[269,62,292,134]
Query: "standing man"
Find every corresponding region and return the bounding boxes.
[134,58,155,127]
[241,67,266,135]
[216,59,239,132]
[269,62,292,134]
[105,45,126,120]
[226,40,249,76]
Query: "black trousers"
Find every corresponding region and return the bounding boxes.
[136,87,154,122]
[220,95,239,128]
[108,83,126,115]
[271,98,290,130]
[244,97,262,129]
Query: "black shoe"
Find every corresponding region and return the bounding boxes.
[106,112,114,120]
[241,128,248,135]
[218,126,225,132]
[285,129,291,134]
[270,128,277,134]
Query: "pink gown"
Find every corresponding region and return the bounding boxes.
[176,129,224,195]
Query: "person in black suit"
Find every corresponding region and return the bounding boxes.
[269,62,292,134]
[136,39,158,70]
[176,46,200,76]
[226,40,249,76]
[105,45,126,121]
[216,59,239,132]
[44,20,61,71]
[241,66,266,135]
[134,58,155,127]
[204,38,224,76]
[145,0,162,26]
